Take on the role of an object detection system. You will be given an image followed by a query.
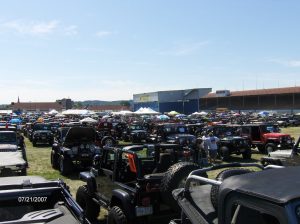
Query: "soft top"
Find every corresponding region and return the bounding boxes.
[0,176,50,189]
[220,167,300,204]
[64,127,96,144]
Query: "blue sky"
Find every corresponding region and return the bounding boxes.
[0,0,300,103]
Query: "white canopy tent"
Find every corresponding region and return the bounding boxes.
[49,109,59,115]
[80,117,98,124]
[55,113,66,118]
[62,109,95,116]
[134,107,160,115]
[111,110,134,116]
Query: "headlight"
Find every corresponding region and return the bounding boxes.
[72,146,78,154]
[191,138,197,144]
[296,205,300,219]
[80,144,84,149]
[178,138,185,145]
[90,145,95,153]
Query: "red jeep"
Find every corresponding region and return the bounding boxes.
[241,123,294,153]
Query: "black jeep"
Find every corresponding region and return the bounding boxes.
[76,144,200,223]
[207,124,252,161]
[170,163,299,224]
[0,176,90,224]
[151,124,197,159]
[51,126,101,175]
[122,123,149,143]
[31,123,54,146]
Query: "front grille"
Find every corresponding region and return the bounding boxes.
[0,149,17,152]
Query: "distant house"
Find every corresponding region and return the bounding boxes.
[11,102,63,113]
[87,105,130,112]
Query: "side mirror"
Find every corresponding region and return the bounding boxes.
[93,154,102,167]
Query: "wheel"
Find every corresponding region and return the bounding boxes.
[219,146,230,161]
[101,137,115,147]
[59,155,73,176]
[265,143,276,154]
[161,162,203,211]
[76,185,100,222]
[242,148,252,159]
[51,150,59,169]
[20,168,27,176]
[107,206,127,224]
[257,145,266,154]
[210,169,251,210]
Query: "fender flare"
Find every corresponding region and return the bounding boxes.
[79,172,97,194]
[110,189,135,220]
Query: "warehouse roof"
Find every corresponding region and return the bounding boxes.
[202,86,300,98]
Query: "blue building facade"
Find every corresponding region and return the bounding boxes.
[133,88,212,114]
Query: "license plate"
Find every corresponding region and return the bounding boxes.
[41,136,46,139]
[135,206,153,217]
[81,153,89,157]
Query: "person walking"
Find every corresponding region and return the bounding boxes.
[205,132,220,164]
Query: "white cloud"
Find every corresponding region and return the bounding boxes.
[64,25,78,36]
[158,41,210,56]
[268,58,300,67]
[96,30,113,38]
[2,20,59,35]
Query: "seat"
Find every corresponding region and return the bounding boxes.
[152,153,172,173]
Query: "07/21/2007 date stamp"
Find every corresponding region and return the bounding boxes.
[18,197,48,203]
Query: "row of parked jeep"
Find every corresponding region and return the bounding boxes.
[0,117,300,223]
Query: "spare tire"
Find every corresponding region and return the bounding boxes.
[210,169,251,210]
[161,162,205,211]
[101,136,116,147]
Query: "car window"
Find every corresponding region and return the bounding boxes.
[231,204,280,224]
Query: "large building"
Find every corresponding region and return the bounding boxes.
[133,88,212,114]
[200,86,300,112]
[11,102,63,113]
[11,98,72,113]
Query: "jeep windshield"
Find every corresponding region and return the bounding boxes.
[164,126,188,134]
[261,125,280,133]
[33,124,51,131]
[0,132,17,143]
[129,125,144,130]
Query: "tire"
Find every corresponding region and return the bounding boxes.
[210,169,251,210]
[219,146,230,161]
[107,206,127,224]
[265,143,276,154]
[257,145,265,154]
[59,155,73,176]
[20,168,27,176]
[161,162,203,211]
[242,148,252,159]
[101,137,115,147]
[51,150,59,169]
[76,185,100,222]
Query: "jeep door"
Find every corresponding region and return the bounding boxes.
[95,149,118,205]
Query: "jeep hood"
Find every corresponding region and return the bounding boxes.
[0,151,26,167]
[263,133,291,138]
[131,130,147,134]
[63,127,96,144]
[34,130,51,134]
[0,144,18,151]
[269,149,293,159]
[167,134,196,140]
